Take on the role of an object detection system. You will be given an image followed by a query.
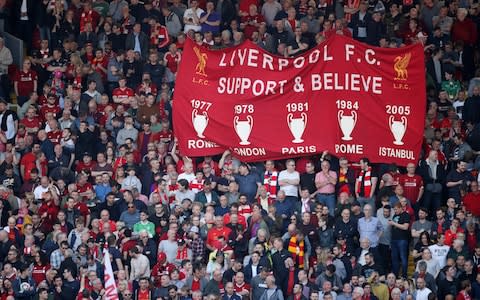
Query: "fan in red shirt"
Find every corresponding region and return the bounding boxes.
[157,95,169,120]
[14,58,38,105]
[150,19,170,51]
[38,84,53,107]
[241,5,265,39]
[398,163,424,207]
[233,272,251,298]
[424,140,447,165]
[82,43,95,63]
[37,192,60,233]
[20,144,42,181]
[20,107,42,135]
[76,153,97,174]
[79,2,100,32]
[136,76,158,97]
[96,95,112,126]
[76,173,94,200]
[444,219,464,246]
[46,120,63,145]
[198,156,220,176]
[464,181,480,216]
[466,222,478,253]
[112,77,135,106]
[31,254,51,285]
[69,193,91,225]
[164,44,181,74]
[151,252,176,287]
[136,278,153,300]
[98,210,117,232]
[121,231,138,262]
[399,195,415,225]
[206,216,232,251]
[91,49,108,81]
[239,0,258,16]
[39,94,61,121]
[175,34,185,50]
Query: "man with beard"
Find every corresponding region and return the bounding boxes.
[446,160,474,204]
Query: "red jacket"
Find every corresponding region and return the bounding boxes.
[452,18,478,46]
[37,201,59,233]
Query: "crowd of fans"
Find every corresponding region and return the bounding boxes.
[0,0,480,299]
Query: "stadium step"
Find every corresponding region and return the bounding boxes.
[407,254,415,277]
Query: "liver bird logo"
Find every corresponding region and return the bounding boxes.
[394,53,411,81]
[194,47,208,77]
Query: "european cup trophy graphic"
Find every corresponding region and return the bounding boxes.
[192,109,208,138]
[234,115,253,145]
[287,113,307,143]
[338,110,357,141]
[389,115,407,145]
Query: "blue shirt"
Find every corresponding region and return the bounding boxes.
[200,11,220,34]
[357,216,383,247]
[134,33,141,54]
[119,210,140,228]
[94,184,112,202]
[275,198,294,229]
[234,173,261,202]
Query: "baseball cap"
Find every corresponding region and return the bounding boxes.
[190,226,200,234]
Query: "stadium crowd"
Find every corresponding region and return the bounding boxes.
[1,0,480,299]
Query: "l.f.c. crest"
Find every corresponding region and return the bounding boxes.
[393,53,411,81]
[194,47,208,77]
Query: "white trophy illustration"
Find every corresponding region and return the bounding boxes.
[389,116,407,145]
[234,115,253,145]
[192,109,208,138]
[287,113,307,143]
[338,110,357,141]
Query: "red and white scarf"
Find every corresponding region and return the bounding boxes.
[176,247,188,260]
[356,167,373,197]
[264,170,278,201]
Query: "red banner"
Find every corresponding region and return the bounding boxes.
[173,35,426,166]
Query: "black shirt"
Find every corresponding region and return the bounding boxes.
[391,211,410,240]
[110,33,127,51]
[361,262,385,278]
[333,219,359,244]
[446,169,475,200]
[300,172,316,194]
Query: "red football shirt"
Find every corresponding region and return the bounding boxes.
[20,152,37,181]
[206,226,232,250]
[112,87,134,104]
[399,174,424,205]
[14,70,37,97]
[191,278,201,292]
[40,105,61,120]
[164,52,181,73]
[47,130,63,145]
[20,117,42,132]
